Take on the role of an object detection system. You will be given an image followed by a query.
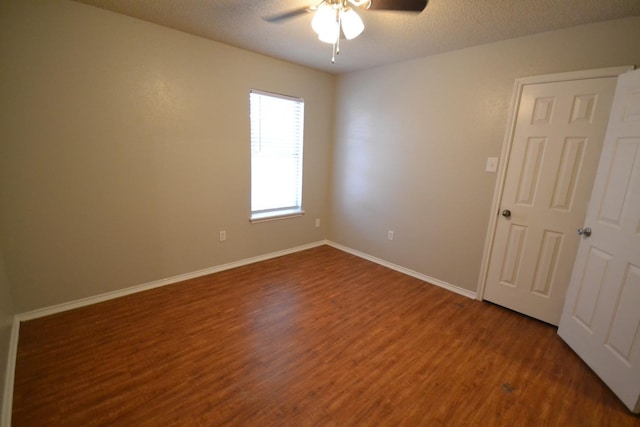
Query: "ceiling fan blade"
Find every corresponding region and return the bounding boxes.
[263,6,313,23]
[367,0,428,12]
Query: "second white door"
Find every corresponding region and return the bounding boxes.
[484,73,619,325]
[558,68,640,413]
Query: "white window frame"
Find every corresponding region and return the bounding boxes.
[249,89,305,222]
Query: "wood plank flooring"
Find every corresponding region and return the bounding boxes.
[12,245,640,426]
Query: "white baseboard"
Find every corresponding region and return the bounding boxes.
[326,241,477,300]
[15,240,476,322]
[17,239,476,323]
[18,240,328,322]
[1,317,19,427]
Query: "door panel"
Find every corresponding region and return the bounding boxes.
[551,137,585,211]
[531,230,562,296]
[558,69,640,413]
[573,247,611,329]
[484,77,618,325]
[607,264,640,360]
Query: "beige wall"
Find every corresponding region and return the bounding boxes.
[0,0,335,312]
[329,17,640,293]
[2,0,640,314]
[0,250,15,422]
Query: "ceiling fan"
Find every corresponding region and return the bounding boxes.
[265,0,428,63]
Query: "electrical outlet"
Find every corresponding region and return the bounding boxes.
[486,157,499,172]
[219,230,226,242]
[388,230,394,240]
[315,218,321,228]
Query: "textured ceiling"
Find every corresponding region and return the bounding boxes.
[72,0,640,74]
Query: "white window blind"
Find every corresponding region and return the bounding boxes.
[250,90,304,220]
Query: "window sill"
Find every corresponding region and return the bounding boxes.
[250,209,305,223]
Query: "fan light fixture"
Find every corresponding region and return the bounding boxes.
[264,0,427,64]
[311,1,367,63]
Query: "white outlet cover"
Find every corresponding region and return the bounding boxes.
[486,157,499,173]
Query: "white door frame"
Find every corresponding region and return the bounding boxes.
[476,66,634,301]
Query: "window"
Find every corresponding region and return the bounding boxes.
[250,90,304,222]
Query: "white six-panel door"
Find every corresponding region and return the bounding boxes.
[558,69,640,413]
[484,76,618,325]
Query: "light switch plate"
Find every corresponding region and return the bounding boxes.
[486,157,499,173]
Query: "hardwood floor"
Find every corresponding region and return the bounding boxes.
[12,245,640,426]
